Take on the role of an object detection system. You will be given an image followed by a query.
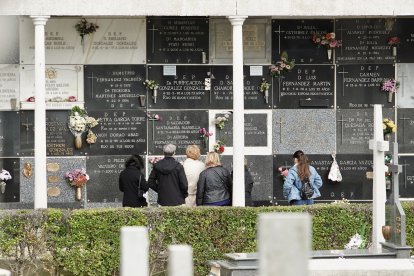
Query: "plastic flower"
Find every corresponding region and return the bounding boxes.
[213,140,225,154]
[259,78,271,92]
[344,233,364,249]
[146,112,161,120]
[387,36,400,46]
[214,113,231,129]
[381,78,400,94]
[143,80,159,90]
[312,32,342,49]
[64,168,89,188]
[383,118,397,134]
[269,51,295,77]
[75,18,99,37]
[68,96,77,102]
[0,169,12,181]
[199,128,213,138]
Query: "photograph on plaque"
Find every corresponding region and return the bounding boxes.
[210,18,271,64]
[396,64,414,108]
[0,16,19,64]
[86,109,147,156]
[273,154,373,204]
[221,155,273,204]
[273,109,336,155]
[86,156,126,204]
[273,65,334,109]
[336,108,394,154]
[0,111,20,157]
[335,19,395,64]
[147,110,209,155]
[0,158,20,203]
[84,65,146,110]
[399,156,414,198]
[397,108,414,153]
[20,18,146,64]
[336,64,396,109]
[0,65,19,111]
[147,17,209,64]
[271,19,334,64]
[147,65,210,109]
[20,65,84,110]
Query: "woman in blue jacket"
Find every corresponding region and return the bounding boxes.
[283,150,323,205]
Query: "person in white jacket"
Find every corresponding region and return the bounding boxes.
[183,145,206,207]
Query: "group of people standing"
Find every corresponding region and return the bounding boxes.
[119,145,323,208]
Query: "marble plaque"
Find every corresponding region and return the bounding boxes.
[337,108,394,154]
[0,65,19,110]
[399,156,414,198]
[86,156,126,203]
[221,155,273,202]
[20,157,86,203]
[20,65,84,107]
[20,18,146,64]
[210,18,271,64]
[0,16,19,64]
[272,109,336,154]
[397,64,414,108]
[0,158,20,203]
[397,108,414,153]
[0,111,20,157]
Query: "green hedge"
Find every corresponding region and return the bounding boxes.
[0,203,412,276]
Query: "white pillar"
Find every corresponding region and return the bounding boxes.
[168,245,193,276]
[228,16,247,207]
[369,104,388,251]
[258,213,310,276]
[31,16,49,209]
[120,227,149,276]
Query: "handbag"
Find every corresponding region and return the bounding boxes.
[137,175,145,198]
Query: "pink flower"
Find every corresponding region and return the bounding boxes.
[68,96,77,102]
[387,36,400,46]
[27,96,35,102]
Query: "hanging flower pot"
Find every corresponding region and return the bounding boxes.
[74,134,82,149]
[384,133,391,141]
[382,225,392,240]
[388,91,394,103]
[0,181,6,194]
[0,169,12,194]
[153,88,158,104]
[76,187,82,201]
[327,48,333,61]
[392,46,397,57]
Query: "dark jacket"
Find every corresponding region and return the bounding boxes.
[244,168,254,207]
[148,157,188,206]
[119,166,148,207]
[196,166,232,206]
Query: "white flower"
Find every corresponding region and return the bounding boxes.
[344,233,363,249]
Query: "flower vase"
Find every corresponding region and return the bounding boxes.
[74,134,82,149]
[153,88,158,104]
[384,133,391,141]
[388,91,394,103]
[202,137,208,149]
[327,48,333,61]
[392,46,397,57]
[76,187,82,201]
[0,181,6,194]
[139,95,146,107]
[264,89,269,104]
[386,178,392,190]
[382,225,392,240]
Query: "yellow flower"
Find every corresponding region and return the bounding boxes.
[392,126,397,133]
[383,118,389,123]
[382,123,387,129]
[387,122,395,128]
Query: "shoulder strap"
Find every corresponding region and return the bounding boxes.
[138,174,141,190]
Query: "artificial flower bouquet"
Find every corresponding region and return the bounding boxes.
[387,36,400,46]
[68,106,100,148]
[383,118,396,134]
[143,80,159,90]
[213,140,225,154]
[75,18,99,38]
[269,51,295,77]
[381,78,400,94]
[0,169,12,194]
[64,168,89,188]
[214,113,231,130]
[312,32,342,49]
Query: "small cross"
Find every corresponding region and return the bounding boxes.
[273,25,285,55]
[335,23,347,56]
[22,117,33,144]
[337,67,349,97]
[402,160,410,190]
[276,117,286,144]
[399,114,411,144]
[337,115,349,145]
[148,23,159,54]
[87,72,98,99]
[398,71,408,98]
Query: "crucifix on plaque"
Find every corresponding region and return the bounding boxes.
[148,118,157,140]
[148,23,159,54]
[398,71,408,98]
[87,72,98,99]
[337,67,349,97]
[337,115,349,145]
[335,24,347,56]
[402,160,410,191]
[399,115,411,144]
[273,25,285,55]
[276,117,286,144]
[22,118,33,144]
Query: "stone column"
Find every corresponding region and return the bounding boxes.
[369,104,389,251]
[31,16,49,209]
[120,227,149,276]
[228,16,247,207]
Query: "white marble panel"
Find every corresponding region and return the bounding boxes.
[397,63,414,108]
[0,65,19,110]
[0,16,19,64]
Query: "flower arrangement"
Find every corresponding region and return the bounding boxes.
[213,140,225,154]
[383,118,396,134]
[312,32,342,49]
[381,78,400,94]
[259,78,271,92]
[277,166,289,180]
[344,224,367,250]
[0,169,12,194]
[143,80,159,90]
[331,198,351,205]
[149,156,164,166]
[26,96,35,102]
[75,18,99,42]
[214,113,231,130]
[64,168,89,188]
[269,51,295,77]
[68,106,100,148]
[146,112,161,121]
[199,127,213,148]
[384,154,392,164]
[387,36,401,46]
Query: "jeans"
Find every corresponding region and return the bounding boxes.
[290,199,314,205]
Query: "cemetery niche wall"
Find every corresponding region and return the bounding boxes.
[0,16,413,208]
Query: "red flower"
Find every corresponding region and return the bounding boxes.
[387,36,400,45]
[68,96,77,102]
[27,96,35,102]
[219,146,225,153]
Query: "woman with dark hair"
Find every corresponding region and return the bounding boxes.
[119,154,148,207]
[283,150,323,205]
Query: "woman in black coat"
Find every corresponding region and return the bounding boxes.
[119,154,148,207]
